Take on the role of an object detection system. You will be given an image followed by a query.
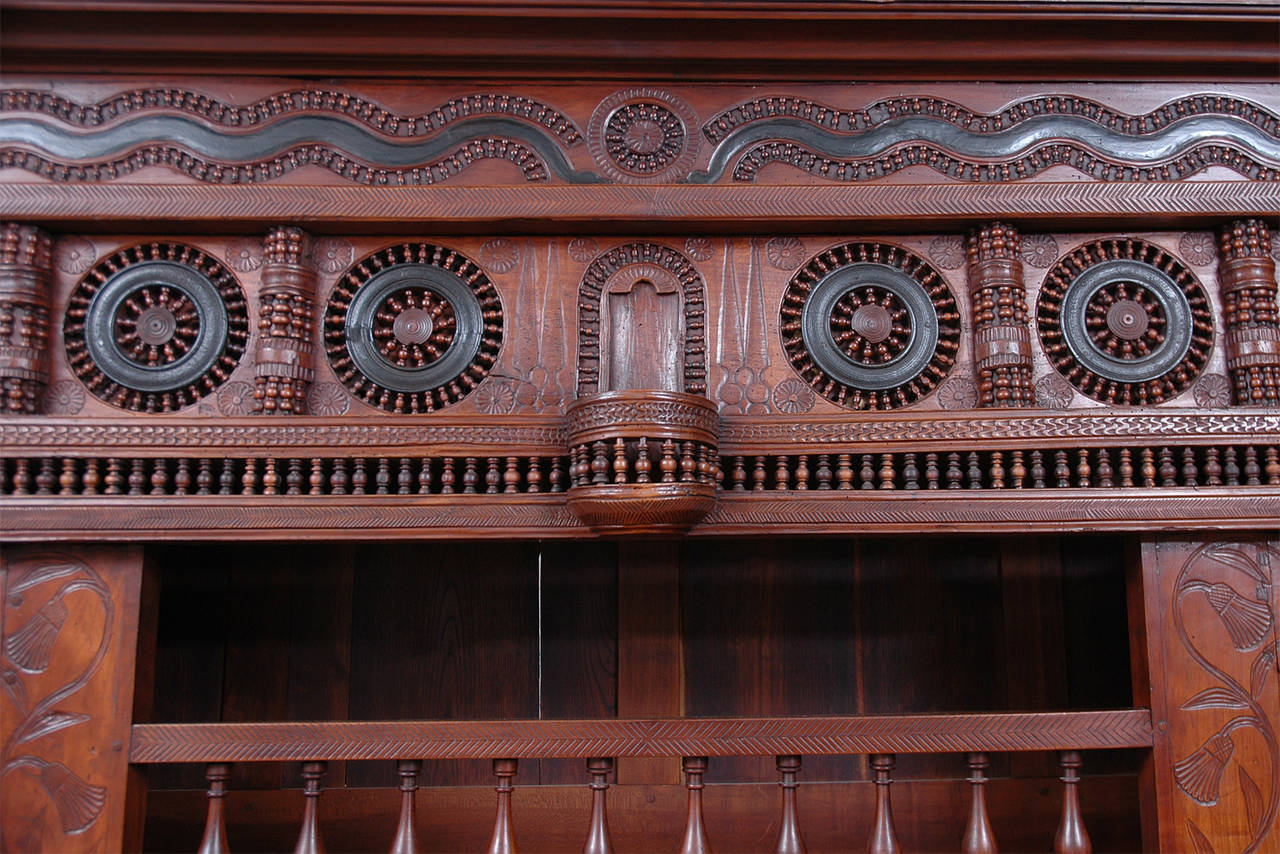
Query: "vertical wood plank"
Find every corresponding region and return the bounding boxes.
[1135,536,1280,854]
[0,545,146,853]
[617,540,682,785]
[540,541,618,786]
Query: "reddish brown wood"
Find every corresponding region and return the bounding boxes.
[582,758,614,854]
[775,755,807,854]
[679,757,711,854]
[0,222,52,413]
[1053,752,1091,854]
[389,760,421,854]
[962,753,997,854]
[198,763,231,854]
[293,761,326,854]
[867,754,900,854]
[488,759,519,854]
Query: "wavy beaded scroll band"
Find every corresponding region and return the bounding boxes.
[63,243,248,412]
[323,243,503,414]
[780,242,962,411]
[1036,238,1213,405]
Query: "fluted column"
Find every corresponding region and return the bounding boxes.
[0,223,53,413]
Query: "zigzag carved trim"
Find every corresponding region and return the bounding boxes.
[732,140,1276,183]
[0,88,583,144]
[129,709,1154,763]
[702,93,1280,144]
[0,140,549,185]
[2,181,1274,223]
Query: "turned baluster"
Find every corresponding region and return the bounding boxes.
[58,458,76,495]
[395,458,412,495]
[1181,447,1198,486]
[416,459,433,494]
[775,455,790,491]
[485,457,501,494]
[373,457,390,494]
[1009,450,1025,489]
[1223,446,1241,486]
[775,755,806,854]
[217,459,235,495]
[437,458,455,494]
[1245,446,1261,485]
[1117,449,1133,488]
[549,456,565,492]
[731,455,746,491]
[815,454,832,489]
[594,442,613,485]
[505,457,522,493]
[836,453,854,490]
[860,455,876,490]
[488,759,519,854]
[752,455,767,490]
[262,458,278,495]
[902,453,919,490]
[390,759,421,854]
[1094,449,1112,488]
[1053,752,1091,854]
[128,458,146,495]
[924,452,940,489]
[1204,447,1222,485]
[635,439,651,484]
[528,457,543,492]
[463,457,480,493]
[174,458,192,495]
[1266,446,1280,484]
[967,451,982,489]
[293,761,327,854]
[308,459,325,495]
[1140,448,1156,488]
[680,757,711,854]
[681,442,697,483]
[988,451,1004,489]
[613,439,628,485]
[241,458,259,495]
[12,458,31,494]
[1030,450,1045,488]
[794,455,810,490]
[197,763,230,854]
[82,458,100,495]
[351,458,367,494]
[583,758,614,854]
[1158,447,1177,486]
[946,452,962,488]
[1053,451,1070,488]
[868,754,900,854]
[697,444,713,485]
[35,457,55,494]
[660,441,678,484]
[1074,449,1090,488]
[961,753,996,854]
[329,459,348,495]
[879,454,896,490]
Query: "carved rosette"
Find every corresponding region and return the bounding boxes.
[966,223,1035,407]
[1036,238,1213,405]
[565,390,718,534]
[1218,219,1280,406]
[253,227,317,414]
[0,224,54,413]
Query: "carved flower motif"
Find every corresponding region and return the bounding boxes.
[937,377,978,410]
[312,238,355,274]
[568,237,600,263]
[1193,373,1232,408]
[54,236,96,275]
[771,378,815,414]
[928,235,966,270]
[1035,373,1074,410]
[43,380,86,415]
[4,596,68,672]
[766,237,806,271]
[38,760,108,834]
[481,238,520,274]
[1178,232,1217,267]
[306,382,350,416]
[475,379,517,414]
[1202,582,1272,650]
[224,238,262,273]
[684,237,714,261]
[216,380,254,415]
[1020,234,1060,269]
[1174,732,1235,806]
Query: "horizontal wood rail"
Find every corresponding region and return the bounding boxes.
[130,710,1154,764]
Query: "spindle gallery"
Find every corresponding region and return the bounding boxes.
[1,3,1278,853]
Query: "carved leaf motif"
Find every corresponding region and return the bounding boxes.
[10,562,82,594]
[17,711,92,745]
[1239,766,1264,836]
[1252,649,1275,699]
[1186,819,1217,854]
[39,761,108,834]
[1181,687,1249,711]
[3,667,30,714]
[1204,547,1268,584]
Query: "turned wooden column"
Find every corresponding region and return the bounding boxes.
[253,226,318,413]
[1218,219,1280,406]
[0,222,53,413]
[0,545,152,852]
[966,222,1034,407]
[1130,536,1280,853]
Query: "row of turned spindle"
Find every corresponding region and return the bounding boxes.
[3,444,1277,496]
[569,439,720,488]
[194,752,1094,854]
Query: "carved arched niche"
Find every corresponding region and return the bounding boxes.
[577,242,707,396]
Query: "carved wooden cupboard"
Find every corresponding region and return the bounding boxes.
[1,2,1277,851]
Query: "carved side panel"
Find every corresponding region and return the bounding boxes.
[0,545,146,852]
[1135,538,1279,854]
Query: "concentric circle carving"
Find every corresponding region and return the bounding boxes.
[323,244,503,413]
[588,88,699,184]
[63,244,248,412]
[1037,239,1212,405]
[780,242,961,410]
